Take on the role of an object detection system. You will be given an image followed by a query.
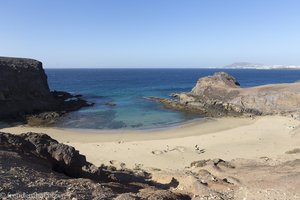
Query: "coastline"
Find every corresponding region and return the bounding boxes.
[1,115,299,171]
[0,117,253,142]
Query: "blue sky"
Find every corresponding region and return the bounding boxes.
[1,0,300,68]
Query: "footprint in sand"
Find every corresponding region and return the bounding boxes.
[151,150,164,155]
[169,146,186,153]
[195,145,206,154]
[109,160,118,165]
[287,126,295,129]
[134,163,143,170]
[120,162,126,169]
[109,160,126,169]
[152,146,186,155]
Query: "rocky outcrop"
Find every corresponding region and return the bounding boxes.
[0,132,190,199]
[0,57,91,123]
[0,131,97,178]
[0,131,152,183]
[152,72,300,117]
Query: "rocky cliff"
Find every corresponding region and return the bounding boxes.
[152,72,300,117]
[0,56,90,122]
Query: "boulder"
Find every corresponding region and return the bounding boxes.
[0,132,89,178]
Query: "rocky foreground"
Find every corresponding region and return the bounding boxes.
[0,132,191,200]
[150,72,300,118]
[0,57,91,125]
[1,131,300,199]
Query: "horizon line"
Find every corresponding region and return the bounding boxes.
[43,67,300,70]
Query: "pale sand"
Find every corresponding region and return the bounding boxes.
[1,116,300,171]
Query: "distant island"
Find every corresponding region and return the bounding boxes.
[217,62,300,69]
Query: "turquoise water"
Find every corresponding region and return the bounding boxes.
[46,69,300,129]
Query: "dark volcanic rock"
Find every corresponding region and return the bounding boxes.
[0,132,191,199]
[0,132,91,178]
[0,132,149,184]
[0,57,91,123]
[105,101,117,107]
[0,57,53,118]
[0,131,166,184]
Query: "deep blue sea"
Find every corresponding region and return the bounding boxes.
[45,69,300,129]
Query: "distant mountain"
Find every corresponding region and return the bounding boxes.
[222,62,300,69]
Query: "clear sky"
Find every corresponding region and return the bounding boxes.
[1,0,300,68]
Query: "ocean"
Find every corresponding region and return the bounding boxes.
[45,69,300,129]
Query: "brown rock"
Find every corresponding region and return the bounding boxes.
[151,72,300,117]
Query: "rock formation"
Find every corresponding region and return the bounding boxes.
[0,131,156,183]
[151,72,300,117]
[0,132,190,199]
[0,57,91,123]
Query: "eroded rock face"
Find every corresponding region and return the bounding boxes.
[191,72,240,96]
[0,57,91,123]
[0,57,53,118]
[0,132,149,183]
[153,72,300,117]
[0,132,91,178]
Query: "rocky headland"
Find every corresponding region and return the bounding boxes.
[150,72,300,118]
[0,57,91,125]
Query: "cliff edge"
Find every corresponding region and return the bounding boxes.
[0,56,90,123]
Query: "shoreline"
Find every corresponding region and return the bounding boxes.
[1,115,299,171]
[0,116,254,142]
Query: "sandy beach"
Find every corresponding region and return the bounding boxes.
[2,115,299,171]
